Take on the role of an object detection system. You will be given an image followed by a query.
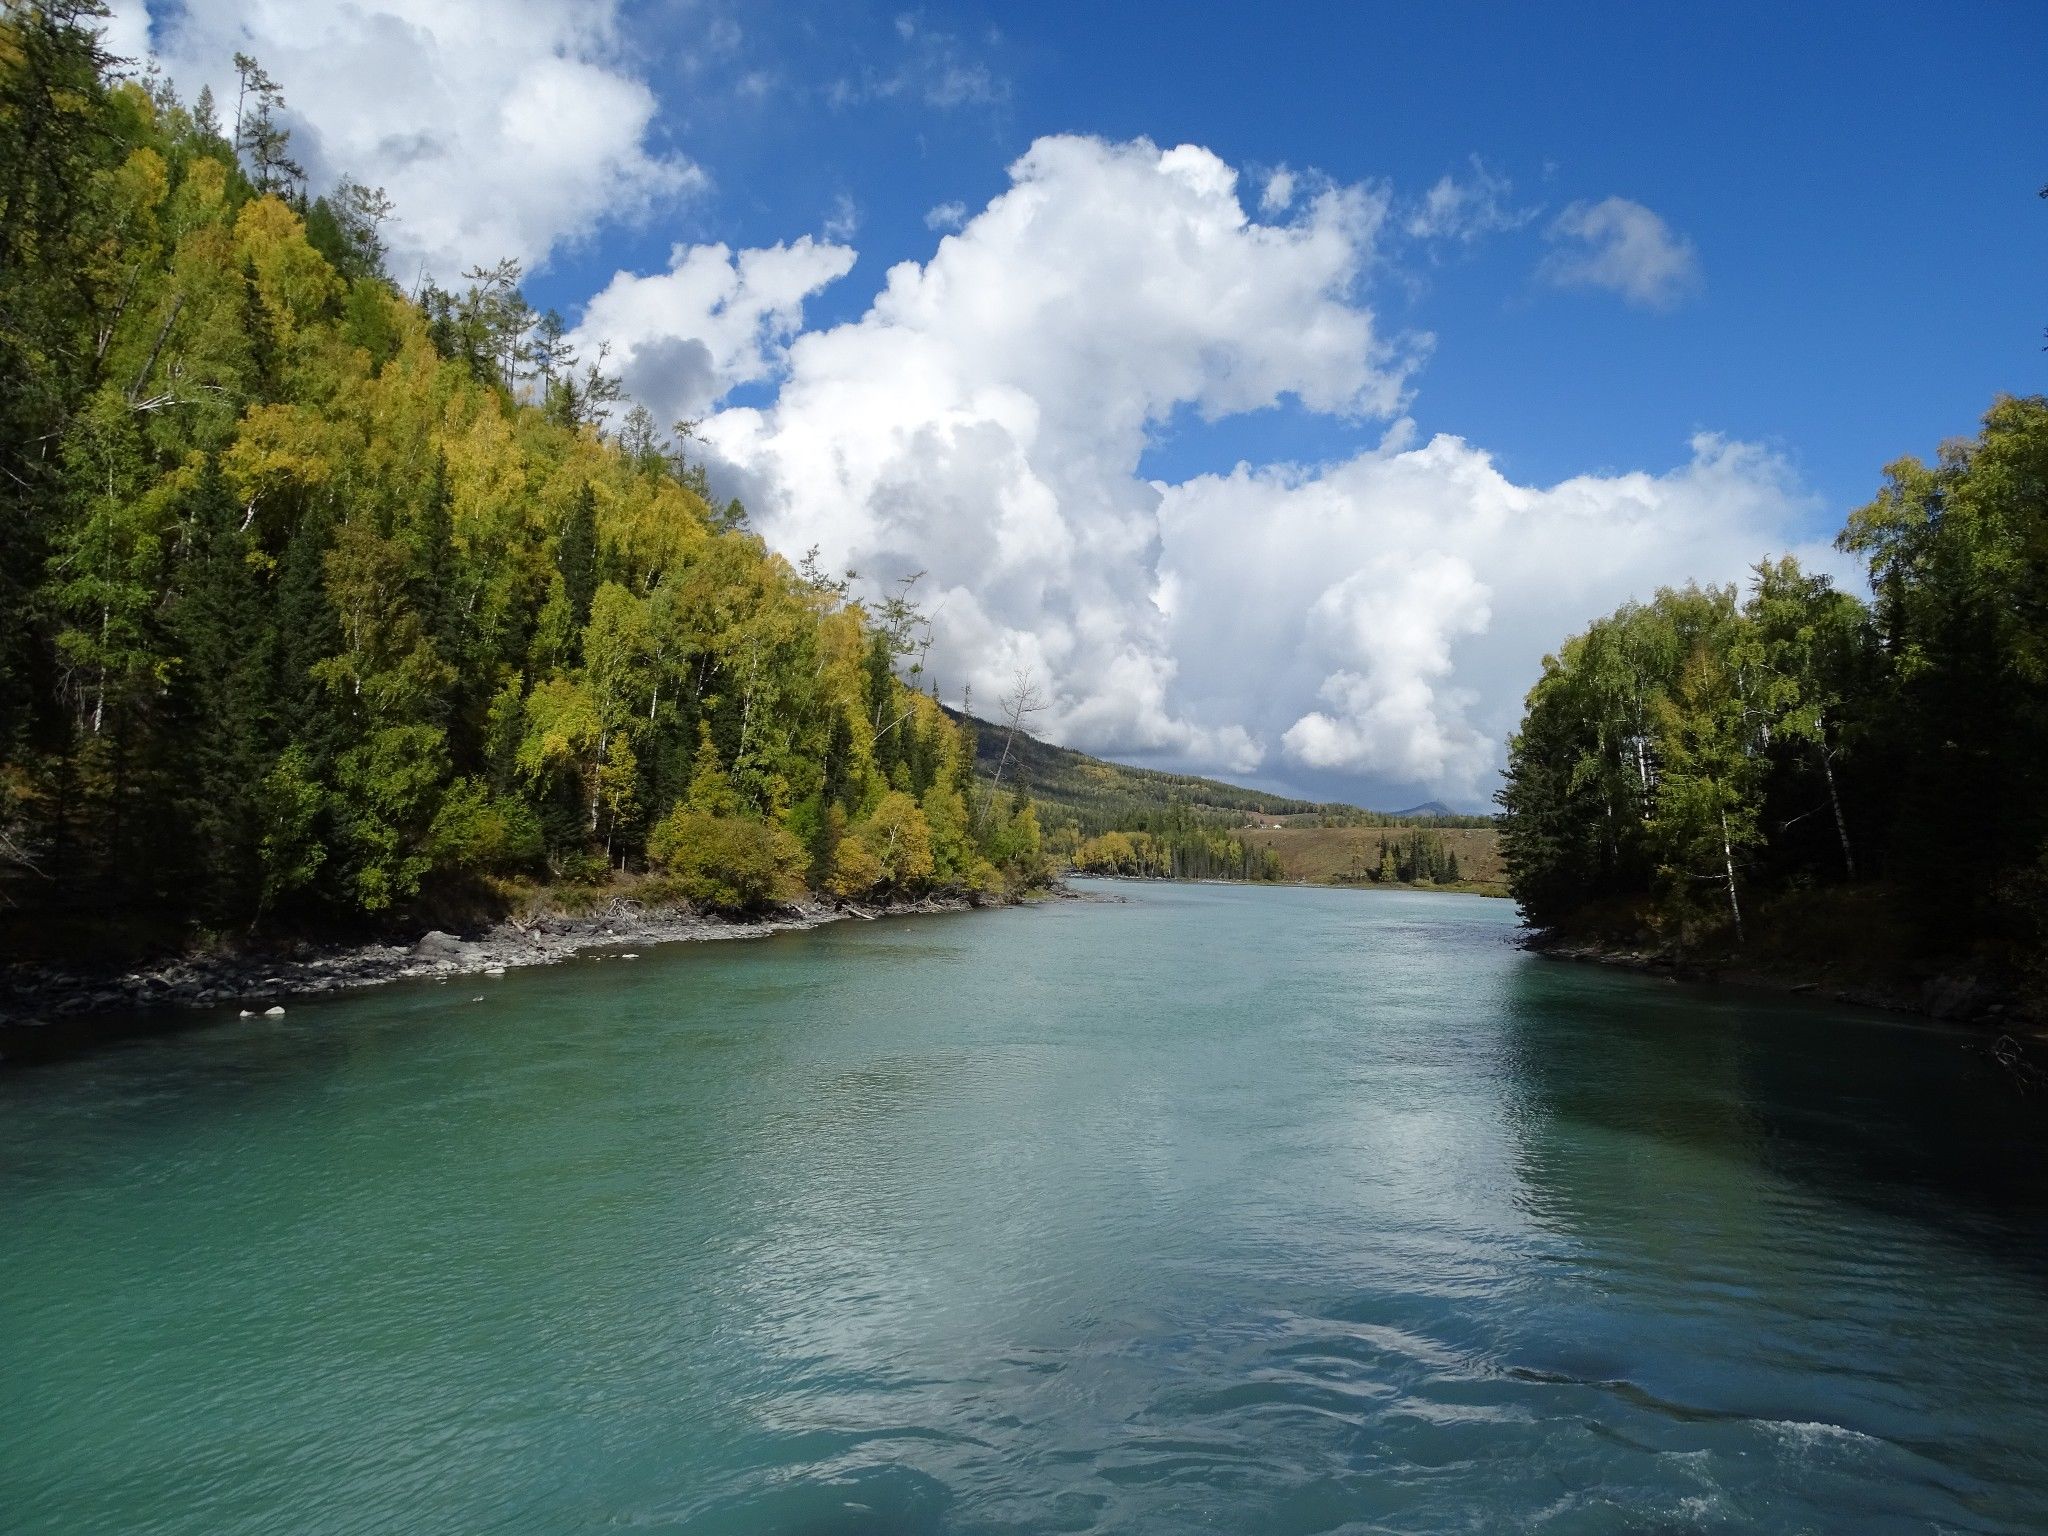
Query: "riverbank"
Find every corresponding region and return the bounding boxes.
[1526,930,2048,1097]
[1522,928,2036,1029]
[0,888,1038,1068]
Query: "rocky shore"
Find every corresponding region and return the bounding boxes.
[0,893,987,1066]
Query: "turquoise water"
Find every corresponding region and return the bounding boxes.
[4,881,2047,1534]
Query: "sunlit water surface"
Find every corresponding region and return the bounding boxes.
[5,881,2047,1534]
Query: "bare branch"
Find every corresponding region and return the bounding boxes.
[988,666,1049,800]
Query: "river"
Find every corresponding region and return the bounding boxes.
[4,881,2046,1533]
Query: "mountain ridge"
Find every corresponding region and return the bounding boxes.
[946,708,1491,833]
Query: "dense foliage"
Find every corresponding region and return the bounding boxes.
[1347,831,1464,887]
[0,5,1048,938]
[1068,821,1285,881]
[1498,396,2048,992]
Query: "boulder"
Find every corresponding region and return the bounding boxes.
[1922,974,1988,1021]
[413,930,479,961]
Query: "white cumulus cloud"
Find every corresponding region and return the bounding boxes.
[1541,196,1700,308]
[1156,430,1833,798]
[567,238,857,430]
[106,0,701,277]
[672,137,1824,804]
[697,134,1421,772]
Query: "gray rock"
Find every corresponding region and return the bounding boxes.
[413,930,481,961]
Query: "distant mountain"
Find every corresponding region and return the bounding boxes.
[948,709,1489,833]
[948,708,1338,832]
[1390,800,1456,819]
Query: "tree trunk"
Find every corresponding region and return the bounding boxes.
[1719,808,1744,943]
[128,294,184,401]
[1817,724,1855,880]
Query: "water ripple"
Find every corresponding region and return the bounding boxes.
[5,883,2048,1533]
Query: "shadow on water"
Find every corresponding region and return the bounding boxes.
[1500,958,2048,1278]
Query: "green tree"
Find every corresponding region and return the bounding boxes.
[1651,643,1761,941]
[1736,556,1877,881]
[558,484,600,632]
[0,25,1044,935]
[163,462,271,920]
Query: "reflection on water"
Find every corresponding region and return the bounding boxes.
[1503,958,2048,1261]
[3,882,2045,1534]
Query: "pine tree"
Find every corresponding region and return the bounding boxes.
[408,452,464,701]
[0,0,122,763]
[164,463,271,920]
[271,509,344,770]
[558,485,600,633]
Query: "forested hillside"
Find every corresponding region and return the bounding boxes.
[1239,825,1505,893]
[1498,396,2048,1010]
[955,706,1493,883]
[0,6,1048,948]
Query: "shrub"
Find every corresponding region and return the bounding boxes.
[828,833,885,899]
[646,806,807,912]
[429,777,543,877]
[862,791,934,889]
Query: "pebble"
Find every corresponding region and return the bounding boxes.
[1,895,976,1033]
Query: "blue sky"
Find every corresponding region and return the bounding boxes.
[528,0,2048,518]
[121,1,2046,807]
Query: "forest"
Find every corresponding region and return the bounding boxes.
[956,703,1494,885]
[1497,394,2048,1006]
[1340,830,1466,887]
[0,5,1051,950]
[1066,819,1286,882]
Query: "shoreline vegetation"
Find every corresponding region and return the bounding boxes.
[0,17,1059,991]
[1497,397,2048,1034]
[1073,869,1507,898]
[952,704,1503,891]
